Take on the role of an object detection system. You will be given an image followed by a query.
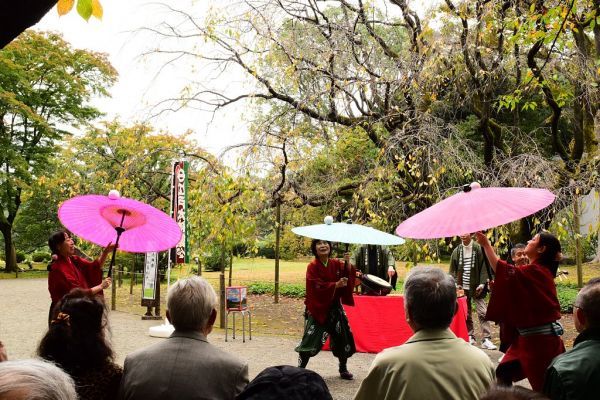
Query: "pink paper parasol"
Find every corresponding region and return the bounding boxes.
[58,190,182,276]
[395,183,556,239]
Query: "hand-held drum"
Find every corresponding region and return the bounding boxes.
[361,274,392,296]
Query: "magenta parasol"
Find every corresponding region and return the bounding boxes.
[58,190,182,276]
[395,183,556,239]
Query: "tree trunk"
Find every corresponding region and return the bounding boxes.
[228,251,233,287]
[574,199,583,288]
[0,224,18,272]
[274,200,281,304]
[219,245,226,329]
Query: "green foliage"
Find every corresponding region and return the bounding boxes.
[247,282,305,298]
[202,249,231,272]
[0,31,116,272]
[31,251,50,263]
[556,283,580,314]
[15,250,26,263]
[76,0,93,20]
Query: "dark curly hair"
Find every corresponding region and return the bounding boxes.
[37,289,114,374]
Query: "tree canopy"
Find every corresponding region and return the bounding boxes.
[0,31,116,271]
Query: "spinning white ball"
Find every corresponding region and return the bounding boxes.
[324,215,334,225]
[108,189,121,200]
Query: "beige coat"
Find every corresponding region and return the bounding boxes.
[354,329,494,400]
[118,330,248,400]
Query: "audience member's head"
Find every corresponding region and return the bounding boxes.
[404,267,456,331]
[235,365,332,400]
[574,277,600,333]
[167,276,217,334]
[480,385,548,399]
[0,358,77,400]
[511,243,527,267]
[37,288,113,374]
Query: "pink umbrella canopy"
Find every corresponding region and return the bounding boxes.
[395,183,556,239]
[58,190,182,253]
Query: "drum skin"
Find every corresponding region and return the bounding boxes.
[361,274,392,296]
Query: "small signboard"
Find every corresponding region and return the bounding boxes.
[226,286,248,311]
[142,252,159,305]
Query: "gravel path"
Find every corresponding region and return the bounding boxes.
[0,279,375,399]
[1,278,519,398]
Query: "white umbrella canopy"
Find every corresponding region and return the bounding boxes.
[292,217,405,246]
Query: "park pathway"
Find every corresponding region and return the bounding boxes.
[0,278,375,399]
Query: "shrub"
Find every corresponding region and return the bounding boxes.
[15,250,26,263]
[248,282,273,295]
[247,282,306,298]
[256,242,276,259]
[280,284,305,298]
[556,283,580,313]
[203,251,231,272]
[31,251,51,262]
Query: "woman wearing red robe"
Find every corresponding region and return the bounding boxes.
[47,230,113,323]
[475,231,565,391]
[295,239,356,380]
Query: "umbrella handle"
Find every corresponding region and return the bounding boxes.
[343,243,350,278]
[107,227,125,278]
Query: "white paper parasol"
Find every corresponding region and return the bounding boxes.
[292,217,405,245]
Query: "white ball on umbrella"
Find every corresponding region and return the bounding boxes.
[470,182,482,190]
[108,189,121,200]
[324,215,334,225]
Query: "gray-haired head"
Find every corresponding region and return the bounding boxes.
[404,267,457,330]
[510,243,526,258]
[0,358,77,400]
[576,277,600,330]
[167,276,217,331]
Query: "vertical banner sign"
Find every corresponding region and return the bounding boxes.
[170,161,189,263]
[142,252,159,301]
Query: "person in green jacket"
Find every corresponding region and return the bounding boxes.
[449,233,496,350]
[544,277,600,400]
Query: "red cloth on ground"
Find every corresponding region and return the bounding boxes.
[323,295,468,353]
[487,259,564,391]
[48,255,103,303]
[305,258,355,325]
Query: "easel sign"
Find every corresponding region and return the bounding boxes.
[142,252,161,316]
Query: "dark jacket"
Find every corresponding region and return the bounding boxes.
[449,242,491,295]
[236,365,332,400]
[544,329,600,400]
[352,245,397,289]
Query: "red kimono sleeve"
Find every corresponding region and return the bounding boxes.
[305,258,356,325]
[48,257,89,303]
[73,256,103,288]
[331,258,355,307]
[305,260,336,325]
[486,260,560,328]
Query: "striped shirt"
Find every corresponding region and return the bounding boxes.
[461,243,474,288]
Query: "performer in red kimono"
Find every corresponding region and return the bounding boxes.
[47,230,113,323]
[295,239,356,380]
[475,231,565,391]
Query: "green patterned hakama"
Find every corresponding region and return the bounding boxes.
[295,302,356,359]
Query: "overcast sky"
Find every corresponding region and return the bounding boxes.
[34,0,440,157]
